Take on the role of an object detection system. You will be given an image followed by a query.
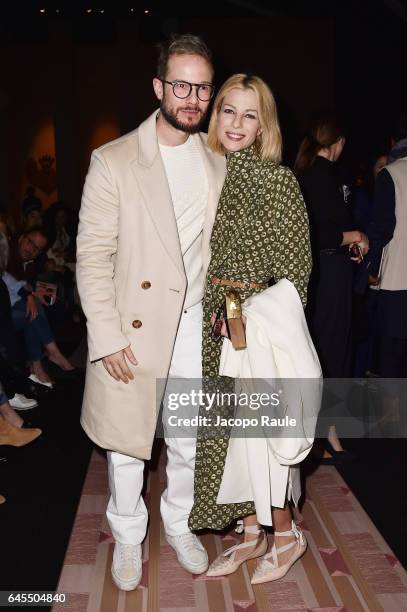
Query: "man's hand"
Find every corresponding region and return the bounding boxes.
[102,346,138,383]
[26,295,38,321]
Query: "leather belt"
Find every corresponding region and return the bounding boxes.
[211,277,267,290]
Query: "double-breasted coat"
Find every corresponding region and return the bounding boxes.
[76,110,226,460]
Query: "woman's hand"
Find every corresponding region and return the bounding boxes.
[349,232,369,263]
[211,312,246,338]
[26,295,38,321]
[368,275,380,286]
[342,230,369,254]
[357,232,369,255]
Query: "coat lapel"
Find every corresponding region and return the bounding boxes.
[130,111,185,278]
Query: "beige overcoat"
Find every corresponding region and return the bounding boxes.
[76,110,226,459]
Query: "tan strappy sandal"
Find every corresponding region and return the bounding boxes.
[206,525,268,577]
[251,520,307,584]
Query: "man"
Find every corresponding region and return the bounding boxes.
[5,226,74,386]
[367,113,407,380]
[76,34,226,591]
[7,227,48,287]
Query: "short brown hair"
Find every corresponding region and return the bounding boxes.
[156,34,213,79]
[207,74,282,163]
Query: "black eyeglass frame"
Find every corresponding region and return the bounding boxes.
[158,78,215,101]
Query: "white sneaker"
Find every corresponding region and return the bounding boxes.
[28,374,53,389]
[166,532,208,574]
[111,543,142,591]
[9,393,38,411]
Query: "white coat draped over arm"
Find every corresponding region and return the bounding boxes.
[217,279,322,525]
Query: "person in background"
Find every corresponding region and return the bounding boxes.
[0,212,13,241]
[352,152,388,233]
[4,228,75,386]
[352,151,388,377]
[43,202,76,266]
[21,186,42,218]
[0,379,42,505]
[366,113,407,383]
[294,113,369,463]
[22,204,43,231]
[0,232,39,410]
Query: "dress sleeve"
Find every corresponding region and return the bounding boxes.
[302,168,345,250]
[271,167,312,306]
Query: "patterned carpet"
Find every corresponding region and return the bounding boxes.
[53,447,407,612]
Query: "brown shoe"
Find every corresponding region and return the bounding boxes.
[0,416,42,447]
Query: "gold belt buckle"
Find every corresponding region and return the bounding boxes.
[225,290,246,350]
[225,290,242,319]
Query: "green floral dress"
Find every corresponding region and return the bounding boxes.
[188,144,312,531]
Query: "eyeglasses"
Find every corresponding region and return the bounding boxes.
[159,78,215,101]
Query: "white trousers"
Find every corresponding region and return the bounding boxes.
[106,302,202,545]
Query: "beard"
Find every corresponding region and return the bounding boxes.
[160,96,207,134]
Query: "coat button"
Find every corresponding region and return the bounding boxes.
[141,281,151,290]
[132,319,142,329]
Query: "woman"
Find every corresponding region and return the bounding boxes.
[294,115,369,460]
[188,75,312,583]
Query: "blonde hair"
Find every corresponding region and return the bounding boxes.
[207,74,282,162]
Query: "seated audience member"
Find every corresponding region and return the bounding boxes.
[21,187,42,219]
[0,380,42,441]
[22,204,43,231]
[43,202,76,266]
[2,230,75,387]
[0,380,42,506]
[42,203,78,325]
[0,213,13,241]
[21,187,43,232]
[0,233,40,407]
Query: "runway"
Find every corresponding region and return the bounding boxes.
[54,445,407,611]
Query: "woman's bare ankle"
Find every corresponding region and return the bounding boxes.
[31,362,52,383]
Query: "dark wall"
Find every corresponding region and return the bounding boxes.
[3,15,335,220]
